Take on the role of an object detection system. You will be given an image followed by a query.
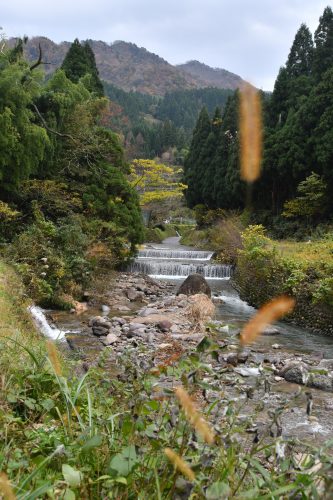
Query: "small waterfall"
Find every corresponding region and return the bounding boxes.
[128,260,232,279]
[137,249,214,260]
[29,305,66,341]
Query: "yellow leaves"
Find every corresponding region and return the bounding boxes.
[0,201,20,221]
[240,296,295,346]
[239,83,262,183]
[129,158,187,205]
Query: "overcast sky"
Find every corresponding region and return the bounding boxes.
[2,0,330,90]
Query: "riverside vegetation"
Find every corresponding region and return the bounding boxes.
[3,261,333,498]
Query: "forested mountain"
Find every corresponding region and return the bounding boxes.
[7,36,246,96]
[102,84,233,160]
[178,60,244,90]
[184,6,333,232]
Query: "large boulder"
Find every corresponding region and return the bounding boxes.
[177,274,211,298]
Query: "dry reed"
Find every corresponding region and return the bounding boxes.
[239,83,262,182]
[164,448,195,481]
[46,340,62,376]
[0,473,16,500]
[186,294,215,325]
[174,386,215,444]
[240,296,295,346]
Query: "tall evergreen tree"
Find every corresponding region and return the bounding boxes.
[61,39,104,96]
[184,107,211,207]
[313,6,333,79]
[286,23,314,78]
[202,107,222,207]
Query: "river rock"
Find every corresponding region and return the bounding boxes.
[176,274,211,298]
[92,326,110,336]
[318,359,333,371]
[102,333,119,345]
[139,307,160,317]
[234,366,260,377]
[307,373,333,391]
[280,362,309,385]
[112,316,127,326]
[262,326,280,336]
[157,319,173,332]
[101,305,110,314]
[89,316,111,328]
[126,288,144,301]
[129,323,147,332]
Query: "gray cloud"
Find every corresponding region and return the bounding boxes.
[2,0,329,90]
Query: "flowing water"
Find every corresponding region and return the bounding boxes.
[132,237,333,357]
[31,236,333,442]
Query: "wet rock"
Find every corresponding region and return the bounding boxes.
[157,319,173,332]
[177,274,211,298]
[262,326,280,336]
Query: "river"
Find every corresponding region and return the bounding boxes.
[129,236,333,358]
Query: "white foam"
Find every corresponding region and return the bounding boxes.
[29,305,66,341]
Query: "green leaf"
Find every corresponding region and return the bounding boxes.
[115,477,127,485]
[206,481,231,499]
[196,336,211,352]
[81,434,103,453]
[62,464,83,488]
[109,445,138,476]
[64,489,76,500]
[41,398,55,411]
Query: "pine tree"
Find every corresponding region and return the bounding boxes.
[213,93,240,208]
[61,39,104,96]
[286,23,313,78]
[184,107,211,207]
[313,6,333,79]
[202,107,222,207]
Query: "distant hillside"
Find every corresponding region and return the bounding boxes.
[177,60,244,90]
[8,37,246,96]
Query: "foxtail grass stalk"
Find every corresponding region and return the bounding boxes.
[175,386,215,444]
[164,448,195,481]
[239,83,262,182]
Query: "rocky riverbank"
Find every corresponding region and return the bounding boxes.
[48,271,333,444]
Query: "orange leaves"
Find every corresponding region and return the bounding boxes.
[240,296,295,346]
[239,83,262,183]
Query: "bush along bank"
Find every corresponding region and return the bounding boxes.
[234,226,333,334]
